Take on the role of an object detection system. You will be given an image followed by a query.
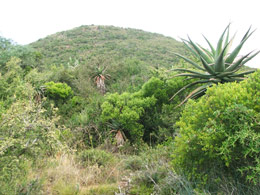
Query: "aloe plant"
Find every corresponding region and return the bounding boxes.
[92,66,110,95]
[171,24,259,106]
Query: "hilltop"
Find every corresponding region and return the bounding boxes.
[30,25,186,68]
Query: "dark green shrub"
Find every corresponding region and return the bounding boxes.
[172,70,260,187]
[58,95,85,120]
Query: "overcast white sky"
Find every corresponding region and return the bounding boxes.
[0,0,259,68]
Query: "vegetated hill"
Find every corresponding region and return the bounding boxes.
[29,25,189,93]
[29,25,187,69]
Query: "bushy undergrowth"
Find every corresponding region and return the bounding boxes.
[1,28,259,195]
[172,70,260,190]
[77,149,115,167]
[0,100,64,194]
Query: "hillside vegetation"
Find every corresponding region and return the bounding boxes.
[0,25,259,194]
[30,25,186,68]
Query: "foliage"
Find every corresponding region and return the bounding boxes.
[30,25,186,69]
[172,25,258,105]
[0,36,41,71]
[29,25,189,96]
[101,75,193,144]
[44,81,73,100]
[101,92,157,143]
[172,70,260,188]
[92,65,111,95]
[0,99,63,194]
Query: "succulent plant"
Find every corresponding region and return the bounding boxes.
[171,24,259,106]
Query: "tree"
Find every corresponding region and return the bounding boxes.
[92,66,110,95]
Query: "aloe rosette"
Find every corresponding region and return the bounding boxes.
[171,24,259,106]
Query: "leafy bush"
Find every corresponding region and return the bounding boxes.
[0,36,41,71]
[101,92,156,143]
[44,81,73,100]
[0,57,29,106]
[172,70,260,187]
[0,100,63,194]
[101,75,193,144]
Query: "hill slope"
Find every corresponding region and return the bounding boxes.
[29,25,189,93]
[30,25,186,68]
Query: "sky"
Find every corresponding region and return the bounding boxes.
[0,0,259,68]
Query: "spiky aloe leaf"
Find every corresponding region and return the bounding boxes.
[224,33,236,57]
[215,24,230,57]
[187,36,212,64]
[197,44,214,58]
[174,73,212,79]
[170,80,211,101]
[226,52,252,72]
[176,84,212,107]
[215,70,237,78]
[182,39,201,59]
[202,35,216,57]
[226,27,255,64]
[174,53,205,71]
[241,51,260,65]
[221,77,245,82]
[200,57,216,75]
[215,45,228,72]
[229,70,256,77]
[172,68,210,76]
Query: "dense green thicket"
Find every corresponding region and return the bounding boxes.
[0,25,259,194]
[0,36,41,72]
[101,76,193,144]
[172,70,260,189]
[0,37,65,194]
[0,87,64,194]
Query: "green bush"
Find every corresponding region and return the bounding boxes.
[44,81,73,100]
[172,70,260,187]
[101,76,193,144]
[0,100,63,194]
[101,92,156,143]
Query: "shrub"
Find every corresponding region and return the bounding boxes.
[44,81,73,100]
[0,100,63,194]
[172,70,260,187]
[101,92,156,143]
[101,76,193,144]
